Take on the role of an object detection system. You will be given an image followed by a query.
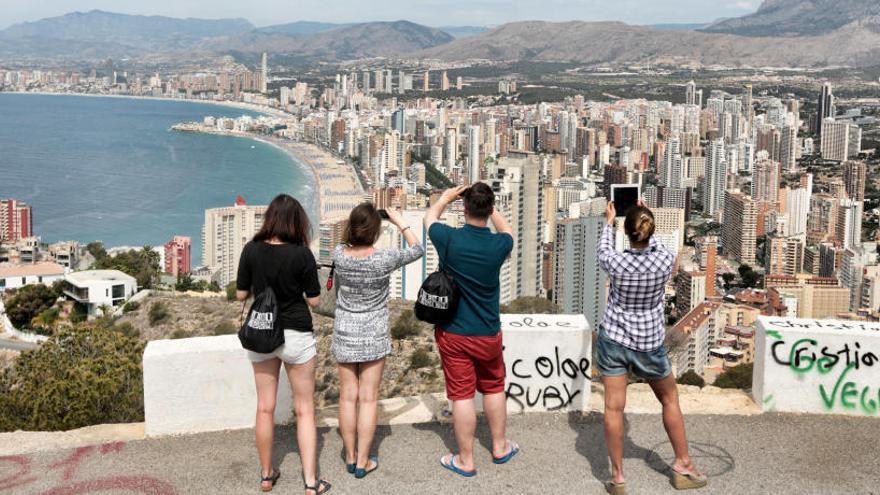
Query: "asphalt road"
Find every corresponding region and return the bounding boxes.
[2,412,878,494]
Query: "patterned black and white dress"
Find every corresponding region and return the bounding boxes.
[331,243,425,363]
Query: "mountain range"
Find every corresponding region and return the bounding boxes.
[2,1,880,67]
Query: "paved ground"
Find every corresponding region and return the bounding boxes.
[1,412,877,495]
[0,338,36,352]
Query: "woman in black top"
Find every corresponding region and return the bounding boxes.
[236,194,330,494]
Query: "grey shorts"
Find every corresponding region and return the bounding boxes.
[246,329,316,365]
[596,329,672,381]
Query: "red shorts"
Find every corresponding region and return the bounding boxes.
[435,328,506,401]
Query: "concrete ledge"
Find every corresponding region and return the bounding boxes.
[143,335,293,437]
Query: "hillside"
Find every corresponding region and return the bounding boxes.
[416,20,880,68]
[703,0,880,37]
[0,10,254,53]
[117,293,444,408]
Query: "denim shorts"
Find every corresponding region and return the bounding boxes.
[596,329,671,381]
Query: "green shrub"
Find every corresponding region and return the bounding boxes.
[5,284,60,328]
[0,324,145,432]
[148,301,170,326]
[122,301,141,313]
[212,320,237,336]
[409,347,434,370]
[677,370,706,388]
[501,296,559,314]
[713,363,754,390]
[169,329,191,339]
[391,309,422,340]
[226,281,238,301]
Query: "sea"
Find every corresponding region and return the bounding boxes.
[0,93,316,261]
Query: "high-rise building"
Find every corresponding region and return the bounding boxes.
[685,81,697,106]
[553,199,607,331]
[467,125,481,184]
[422,71,430,91]
[751,159,780,204]
[815,82,834,135]
[821,119,852,162]
[444,127,457,169]
[779,125,798,172]
[164,236,192,277]
[722,191,757,265]
[260,52,268,94]
[489,154,544,299]
[676,271,707,316]
[441,71,449,91]
[201,197,266,287]
[766,235,803,276]
[836,198,863,249]
[0,199,33,243]
[398,70,406,94]
[844,160,867,201]
[703,139,727,217]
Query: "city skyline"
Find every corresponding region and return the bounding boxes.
[0,0,762,31]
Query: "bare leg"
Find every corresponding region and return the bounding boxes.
[284,358,320,494]
[252,358,282,490]
[355,358,385,470]
[337,363,360,466]
[481,392,511,458]
[602,375,628,485]
[450,398,477,471]
[648,374,700,474]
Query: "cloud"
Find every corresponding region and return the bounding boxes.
[730,0,761,10]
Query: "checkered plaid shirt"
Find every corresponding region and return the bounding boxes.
[597,224,674,352]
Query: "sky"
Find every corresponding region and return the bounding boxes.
[0,0,764,30]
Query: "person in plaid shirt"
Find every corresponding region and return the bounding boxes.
[597,200,707,495]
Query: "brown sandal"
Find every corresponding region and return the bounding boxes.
[671,469,707,490]
[605,480,626,495]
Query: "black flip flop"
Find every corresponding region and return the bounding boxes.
[260,469,280,492]
[305,479,332,494]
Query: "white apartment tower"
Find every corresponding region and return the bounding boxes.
[202,199,267,287]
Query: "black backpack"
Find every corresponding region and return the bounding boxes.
[238,286,284,353]
[415,237,460,325]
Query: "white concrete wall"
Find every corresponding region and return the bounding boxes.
[143,314,591,436]
[144,335,293,437]
[754,316,880,418]
[487,314,592,413]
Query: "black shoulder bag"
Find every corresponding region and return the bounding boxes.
[238,285,284,354]
[415,235,460,325]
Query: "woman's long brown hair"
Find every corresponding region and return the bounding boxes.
[253,194,311,245]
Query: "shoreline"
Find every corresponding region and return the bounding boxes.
[2,90,290,119]
[171,126,364,226]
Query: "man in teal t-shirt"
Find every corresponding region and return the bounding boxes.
[424,183,520,478]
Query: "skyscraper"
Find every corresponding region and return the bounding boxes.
[422,71,430,92]
[444,127,457,169]
[164,236,192,277]
[815,82,834,135]
[441,71,449,91]
[844,160,867,201]
[0,199,33,243]
[467,125,481,184]
[703,139,727,217]
[821,119,853,162]
[685,81,697,106]
[779,125,798,172]
[722,191,758,265]
[836,198,863,249]
[260,52,268,94]
[553,205,608,331]
[489,154,544,299]
[202,197,266,287]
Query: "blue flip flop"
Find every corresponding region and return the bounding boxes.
[492,441,520,464]
[355,457,378,479]
[440,454,477,478]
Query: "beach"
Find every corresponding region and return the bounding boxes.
[171,123,364,224]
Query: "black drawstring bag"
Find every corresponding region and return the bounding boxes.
[415,237,460,325]
[238,286,284,353]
